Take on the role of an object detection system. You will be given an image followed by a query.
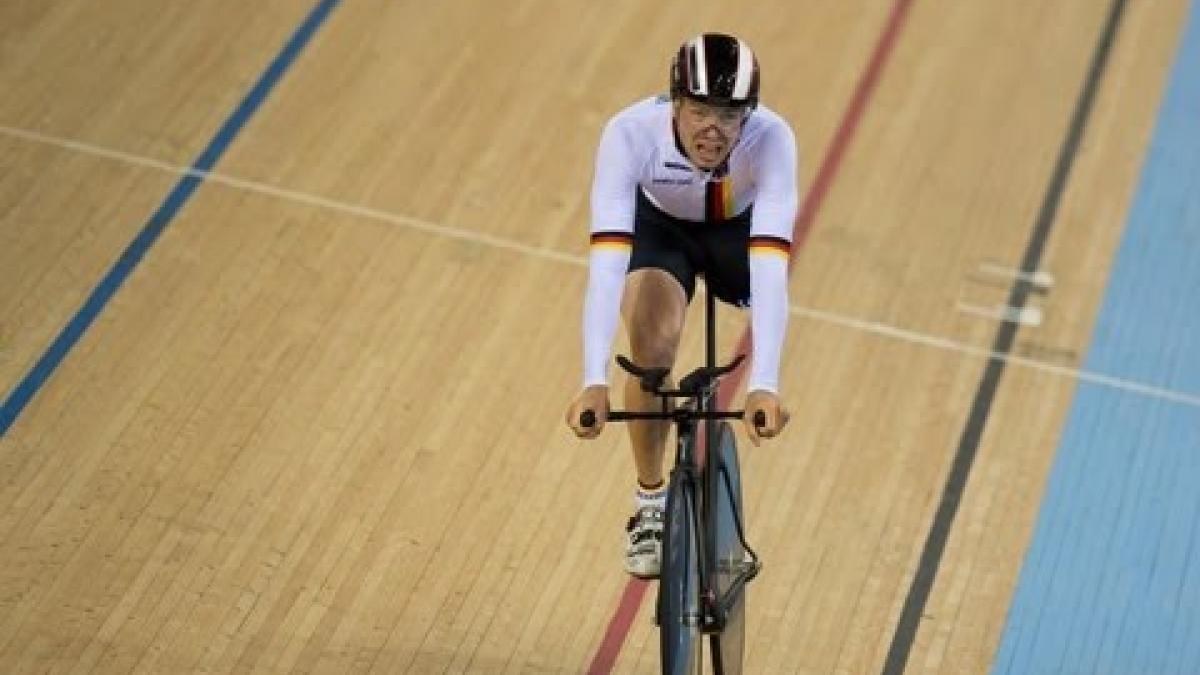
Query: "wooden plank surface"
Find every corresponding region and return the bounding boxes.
[0,0,1188,672]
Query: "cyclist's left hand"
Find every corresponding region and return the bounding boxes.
[744,390,789,446]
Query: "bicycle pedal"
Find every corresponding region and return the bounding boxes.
[744,559,763,582]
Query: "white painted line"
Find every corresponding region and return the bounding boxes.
[979,261,1055,289]
[786,305,1200,409]
[0,124,587,268]
[956,301,1043,327]
[4,122,1198,410]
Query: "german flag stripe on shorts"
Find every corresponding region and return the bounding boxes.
[591,231,634,250]
[749,234,791,259]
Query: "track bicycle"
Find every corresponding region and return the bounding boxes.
[581,286,763,674]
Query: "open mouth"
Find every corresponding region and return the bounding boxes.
[693,138,726,164]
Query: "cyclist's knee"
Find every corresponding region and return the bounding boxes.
[628,322,681,367]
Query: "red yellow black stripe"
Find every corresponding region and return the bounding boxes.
[705,178,735,222]
[590,231,634,249]
[749,235,791,258]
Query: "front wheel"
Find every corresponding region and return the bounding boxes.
[710,421,749,674]
[659,474,704,675]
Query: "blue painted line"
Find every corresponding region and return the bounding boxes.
[993,1,1200,673]
[0,0,341,437]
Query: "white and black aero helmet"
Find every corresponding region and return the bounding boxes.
[670,33,760,108]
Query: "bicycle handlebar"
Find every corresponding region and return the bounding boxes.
[579,408,761,426]
[580,408,766,428]
[578,354,767,430]
[615,355,670,394]
[617,354,746,395]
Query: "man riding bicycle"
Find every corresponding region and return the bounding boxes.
[566,33,799,578]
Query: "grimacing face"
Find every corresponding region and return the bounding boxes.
[673,97,749,169]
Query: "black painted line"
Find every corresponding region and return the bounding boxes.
[881,1,1130,672]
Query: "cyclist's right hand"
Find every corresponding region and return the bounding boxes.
[566,385,610,439]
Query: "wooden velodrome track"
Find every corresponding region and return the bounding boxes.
[0,0,1193,673]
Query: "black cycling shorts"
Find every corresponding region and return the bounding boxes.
[628,189,752,306]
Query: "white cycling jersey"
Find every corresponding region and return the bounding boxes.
[583,95,800,393]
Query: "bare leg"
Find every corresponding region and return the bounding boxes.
[621,269,688,487]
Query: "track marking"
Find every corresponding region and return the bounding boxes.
[3,123,1195,411]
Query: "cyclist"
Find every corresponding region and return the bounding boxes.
[566,33,798,578]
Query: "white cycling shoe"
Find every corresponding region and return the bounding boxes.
[624,505,665,578]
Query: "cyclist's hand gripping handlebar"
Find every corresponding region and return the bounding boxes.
[751,409,767,428]
[579,409,598,428]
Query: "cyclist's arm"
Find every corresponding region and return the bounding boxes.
[582,117,639,388]
[747,119,800,394]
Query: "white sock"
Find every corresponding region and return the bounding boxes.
[635,481,666,510]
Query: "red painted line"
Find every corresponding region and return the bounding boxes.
[586,579,652,674]
[586,1,916,670]
[793,0,917,251]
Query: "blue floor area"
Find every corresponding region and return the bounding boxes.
[993,2,1200,673]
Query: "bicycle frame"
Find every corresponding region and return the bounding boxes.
[587,284,762,665]
[684,288,762,635]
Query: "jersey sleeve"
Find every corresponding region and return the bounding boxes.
[582,115,639,387]
[747,118,799,394]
